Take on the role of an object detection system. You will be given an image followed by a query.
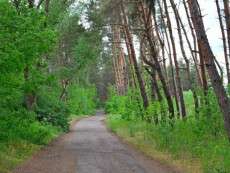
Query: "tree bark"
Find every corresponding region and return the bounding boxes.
[169,0,199,117]
[223,0,230,70]
[216,0,230,84]
[139,1,174,118]
[28,0,34,8]
[156,0,180,115]
[162,0,186,118]
[182,0,203,86]
[24,66,36,110]
[120,0,149,109]
[188,0,230,139]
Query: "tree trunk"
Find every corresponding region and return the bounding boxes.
[140,40,162,102]
[120,0,149,109]
[145,67,163,102]
[198,41,209,98]
[28,0,34,8]
[162,0,186,118]
[156,0,179,115]
[188,0,230,139]
[112,25,128,95]
[122,27,138,89]
[223,0,230,70]
[139,1,174,118]
[216,0,230,84]
[182,0,203,86]
[24,0,36,110]
[169,0,199,117]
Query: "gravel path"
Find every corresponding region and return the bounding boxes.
[14,111,179,173]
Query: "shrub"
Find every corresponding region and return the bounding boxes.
[35,89,70,131]
[0,109,59,145]
[66,84,97,115]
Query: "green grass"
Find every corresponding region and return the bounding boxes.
[0,141,40,173]
[0,112,94,173]
[0,127,60,173]
[105,90,230,173]
[106,114,230,173]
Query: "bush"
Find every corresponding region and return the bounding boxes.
[67,84,97,115]
[105,86,143,120]
[0,109,59,145]
[36,95,69,131]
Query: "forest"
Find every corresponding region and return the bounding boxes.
[0,0,230,173]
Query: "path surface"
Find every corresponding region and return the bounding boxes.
[14,111,179,173]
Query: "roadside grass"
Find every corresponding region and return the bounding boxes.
[0,118,60,173]
[105,89,230,173]
[106,112,230,173]
[106,115,202,173]
[0,113,91,173]
[0,141,40,173]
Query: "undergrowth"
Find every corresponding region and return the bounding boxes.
[106,87,230,173]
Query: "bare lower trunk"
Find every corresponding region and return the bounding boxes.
[59,79,70,101]
[163,0,186,118]
[24,66,36,110]
[198,41,209,99]
[122,27,137,89]
[169,0,199,117]
[112,25,128,95]
[140,1,174,118]
[157,0,179,115]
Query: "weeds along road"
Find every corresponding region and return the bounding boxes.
[14,111,179,173]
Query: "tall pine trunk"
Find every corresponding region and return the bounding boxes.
[216,0,230,84]
[120,0,149,109]
[162,0,186,118]
[188,0,230,140]
[139,1,174,118]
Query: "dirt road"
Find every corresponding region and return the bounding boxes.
[14,111,178,173]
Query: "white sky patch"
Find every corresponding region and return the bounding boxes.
[163,0,227,82]
[168,0,223,59]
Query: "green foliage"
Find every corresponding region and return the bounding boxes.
[36,92,70,131]
[0,1,99,172]
[74,33,101,69]
[106,88,230,173]
[0,108,59,172]
[67,84,97,115]
[105,86,143,120]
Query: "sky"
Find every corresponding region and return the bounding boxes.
[166,0,227,82]
[175,0,224,64]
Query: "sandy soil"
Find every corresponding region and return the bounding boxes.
[13,111,179,173]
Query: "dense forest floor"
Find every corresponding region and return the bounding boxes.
[12,111,180,173]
